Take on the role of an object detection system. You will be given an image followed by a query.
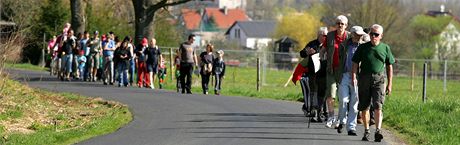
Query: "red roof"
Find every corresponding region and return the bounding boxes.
[181,9,201,30]
[204,8,249,29]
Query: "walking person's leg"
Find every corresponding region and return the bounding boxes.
[117,63,123,87]
[185,63,193,93]
[337,73,350,133]
[129,59,135,86]
[372,73,386,142]
[325,72,338,128]
[179,63,187,93]
[300,76,311,117]
[347,78,359,136]
[214,74,220,95]
[358,74,372,141]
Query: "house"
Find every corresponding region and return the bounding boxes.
[225,20,276,49]
[214,0,247,9]
[179,7,250,46]
[426,5,460,61]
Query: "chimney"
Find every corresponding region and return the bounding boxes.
[223,6,228,15]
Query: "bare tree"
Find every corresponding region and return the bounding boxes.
[131,0,191,42]
[70,0,87,33]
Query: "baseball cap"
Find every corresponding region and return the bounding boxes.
[217,50,224,54]
[350,26,366,35]
[141,38,148,46]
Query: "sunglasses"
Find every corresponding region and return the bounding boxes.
[370,32,380,37]
[336,22,345,26]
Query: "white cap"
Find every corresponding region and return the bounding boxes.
[350,26,366,35]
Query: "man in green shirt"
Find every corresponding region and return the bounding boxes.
[351,24,395,142]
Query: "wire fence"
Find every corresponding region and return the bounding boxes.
[158,46,460,89]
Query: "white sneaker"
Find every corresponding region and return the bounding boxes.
[151,86,155,89]
[325,117,335,128]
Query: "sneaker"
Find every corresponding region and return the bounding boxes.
[362,130,370,141]
[348,130,357,136]
[375,130,383,142]
[325,117,335,128]
[301,105,308,117]
[337,124,344,133]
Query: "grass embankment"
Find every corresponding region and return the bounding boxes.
[9,63,460,145]
[0,73,132,145]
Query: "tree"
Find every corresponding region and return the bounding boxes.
[323,0,409,56]
[70,0,87,34]
[274,11,322,51]
[131,0,191,43]
[409,15,451,59]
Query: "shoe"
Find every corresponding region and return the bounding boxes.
[337,124,343,133]
[118,84,122,87]
[204,91,208,95]
[151,86,155,89]
[370,119,375,126]
[310,117,320,122]
[348,130,357,136]
[375,130,383,142]
[362,130,370,141]
[103,82,107,85]
[301,105,308,117]
[325,117,335,128]
[109,82,114,85]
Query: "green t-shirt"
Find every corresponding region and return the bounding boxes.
[352,42,395,74]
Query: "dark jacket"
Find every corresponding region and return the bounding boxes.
[213,58,225,76]
[337,38,363,83]
[326,30,350,74]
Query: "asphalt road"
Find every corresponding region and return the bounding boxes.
[11,69,393,145]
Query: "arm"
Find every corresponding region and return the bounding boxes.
[386,64,393,96]
[222,62,226,77]
[351,62,359,86]
[193,52,198,67]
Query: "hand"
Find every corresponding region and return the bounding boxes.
[351,76,357,87]
[307,48,316,55]
[386,83,392,96]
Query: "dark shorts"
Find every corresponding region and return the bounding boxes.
[147,63,158,73]
[358,73,386,111]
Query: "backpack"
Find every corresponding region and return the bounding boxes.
[203,63,213,74]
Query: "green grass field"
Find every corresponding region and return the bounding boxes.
[6,63,460,145]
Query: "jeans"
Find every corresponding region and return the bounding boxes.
[201,73,211,93]
[214,73,223,93]
[129,59,135,84]
[117,62,128,86]
[338,72,358,131]
[79,63,86,79]
[62,54,73,73]
[180,62,194,93]
[103,55,114,83]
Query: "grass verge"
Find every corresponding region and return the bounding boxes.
[0,74,132,145]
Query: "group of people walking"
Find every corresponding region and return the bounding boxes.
[293,15,395,142]
[46,24,226,95]
[176,34,226,95]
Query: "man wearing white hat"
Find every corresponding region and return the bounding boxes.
[336,26,366,136]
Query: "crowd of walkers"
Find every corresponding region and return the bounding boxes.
[45,15,395,142]
[292,15,395,142]
[46,24,226,95]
